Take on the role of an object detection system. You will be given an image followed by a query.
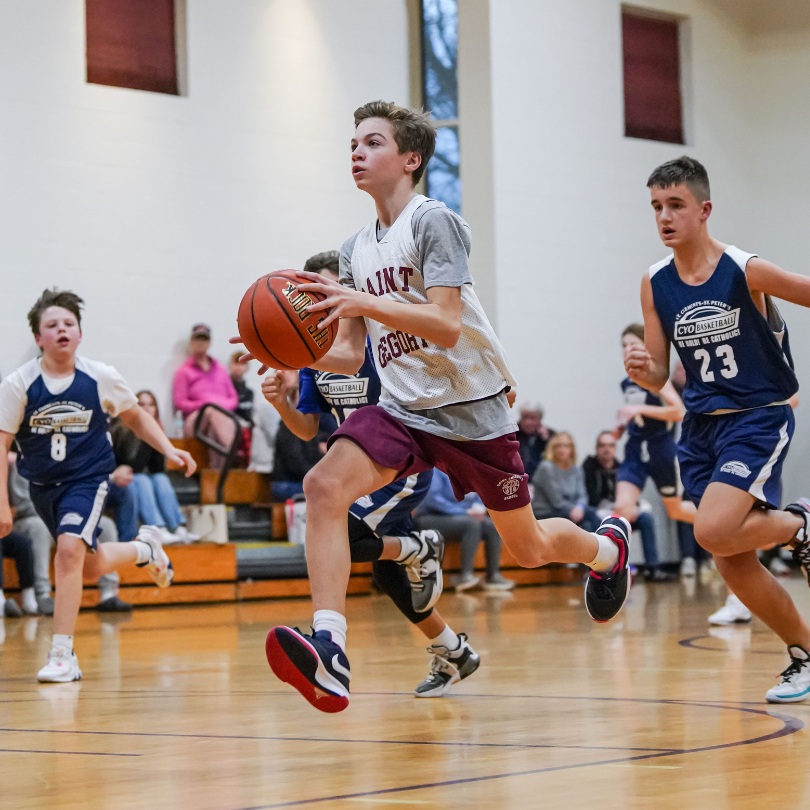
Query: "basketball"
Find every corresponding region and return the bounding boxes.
[237,270,338,370]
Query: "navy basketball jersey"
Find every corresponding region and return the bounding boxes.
[297,342,382,425]
[0,357,137,485]
[620,377,672,439]
[650,246,798,414]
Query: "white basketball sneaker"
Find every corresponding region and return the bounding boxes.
[708,594,752,626]
[37,647,82,683]
[766,645,810,703]
[135,526,174,588]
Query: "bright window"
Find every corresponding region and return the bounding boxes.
[421,0,461,212]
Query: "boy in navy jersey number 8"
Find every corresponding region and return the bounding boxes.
[627,156,810,703]
[253,101,633,713]
[0,289,196,683]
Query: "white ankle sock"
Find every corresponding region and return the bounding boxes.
[429,625,460,652]
[133,540,151,565]
[21,587,38,614]
[52,634,74,652]
[589,535,619,572]
[395,535,420,562]
[313,610,347,650]
[99,587,118,603]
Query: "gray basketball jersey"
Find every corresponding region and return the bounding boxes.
[343,195,517,420]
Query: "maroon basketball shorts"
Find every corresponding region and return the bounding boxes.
[328,405,530,511]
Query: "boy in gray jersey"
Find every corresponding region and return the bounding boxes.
[259,101,632,713]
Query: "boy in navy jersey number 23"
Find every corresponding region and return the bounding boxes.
[627,156,810,703]
[0,289,196,683]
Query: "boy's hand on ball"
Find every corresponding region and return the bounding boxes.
[294,270,365,328]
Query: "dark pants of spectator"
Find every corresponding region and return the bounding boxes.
[536,506,602,534]
[632,511,661,569]
[677,520,709,563]
[0,531,35,590]
[272,481,305,502]
[106,481,139,542]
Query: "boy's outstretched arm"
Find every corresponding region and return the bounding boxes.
[0,431,15,536]
[746,258,810,307]
[625,275,671,393]
[616,380,685,426]
[117,406,197,477]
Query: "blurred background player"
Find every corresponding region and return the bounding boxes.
[0,289,195,682]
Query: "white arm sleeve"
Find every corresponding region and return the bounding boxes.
[0,374,28,434]
[81,359,138,417]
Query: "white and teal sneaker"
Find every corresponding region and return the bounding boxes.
[766,645,810,703]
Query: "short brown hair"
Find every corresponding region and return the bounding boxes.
[647,156,711,203]
[303,250,340,276]
[354,100,436,185]
[27,289,84,335]
[622,323,644,341]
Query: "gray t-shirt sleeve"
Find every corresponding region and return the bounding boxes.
[412,201,472,289]
[339,231,362,290]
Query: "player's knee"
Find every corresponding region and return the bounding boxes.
[693,517,732,555]
[302,465,350,509]
[54,542,84,572]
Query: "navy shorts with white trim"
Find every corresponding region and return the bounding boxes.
[29,476,109,550]
[678,405,793,507]
[617,434,679,497]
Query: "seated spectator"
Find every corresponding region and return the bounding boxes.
[415,469,514,592]
[229,351,255,425]
[0,529,36,617]
[173,323,238,469]
[110,390,199,545]
[581,431,673,582]
[229,351,255,467]
[516,402,555,480]
[9,454,55,614]
[531,431,600,532]
[105,461,140,541]
[249,399,281,474]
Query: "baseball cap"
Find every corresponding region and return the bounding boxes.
[191,323,211,339]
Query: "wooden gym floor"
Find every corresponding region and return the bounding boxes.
[3,571,810,810]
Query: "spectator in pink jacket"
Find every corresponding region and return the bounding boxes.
[173,323,238,468]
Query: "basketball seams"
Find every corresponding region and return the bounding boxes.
[266,272,320,365]
[237,269,335,369]
[247,278,294,370]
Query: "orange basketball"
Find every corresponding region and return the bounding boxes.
[237,270,337,370]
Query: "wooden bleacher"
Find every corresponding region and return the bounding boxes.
[2,440,581,607]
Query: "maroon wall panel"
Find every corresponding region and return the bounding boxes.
[86,0,178,95]
[623,13,683,144]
